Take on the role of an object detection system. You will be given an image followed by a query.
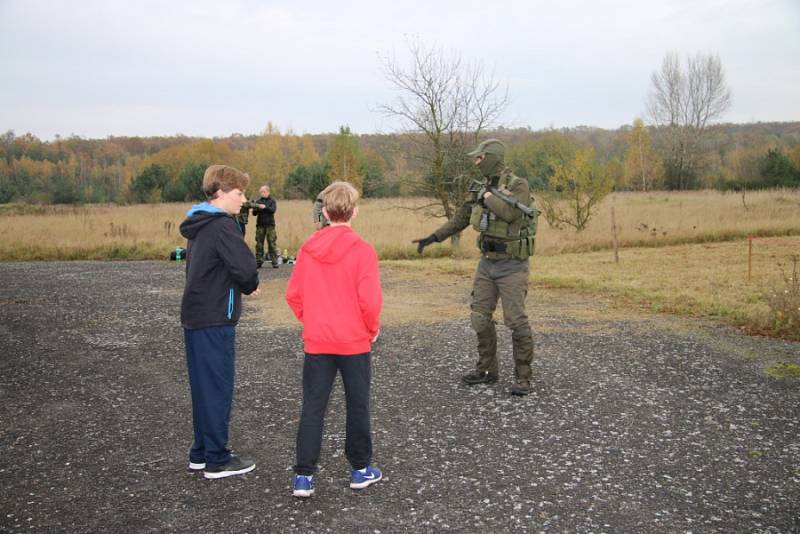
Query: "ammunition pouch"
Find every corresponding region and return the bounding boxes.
[472,204,538,260]
[479,236,535,260]
[469,203,485,231]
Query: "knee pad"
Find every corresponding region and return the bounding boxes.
[506,319,532,338]
[470,311,493,334]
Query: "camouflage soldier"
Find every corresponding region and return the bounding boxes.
[252,185,279,269]
[413,139,539,396]
[312,190,330,230]
[233,199,259,236]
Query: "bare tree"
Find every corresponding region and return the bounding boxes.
[647,51,731,189]
[379,38,509,228]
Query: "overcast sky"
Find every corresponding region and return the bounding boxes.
[1,0,798,140]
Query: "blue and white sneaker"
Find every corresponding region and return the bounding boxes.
[350,465,382,489]
[293,474,315,498]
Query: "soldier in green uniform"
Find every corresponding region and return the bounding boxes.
[413,139,538,396]
[252,185,279,268]
[312,190,330,230]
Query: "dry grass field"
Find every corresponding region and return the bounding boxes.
[1,189,798,260]
[1,190,797,338]
[539,188,800,253]
[386,237,800,333]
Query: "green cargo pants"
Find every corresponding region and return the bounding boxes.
[255,224,278,266]
[470,256,534,382]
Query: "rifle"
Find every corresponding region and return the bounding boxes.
[487,186,535,217]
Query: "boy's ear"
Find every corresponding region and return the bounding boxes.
[321,206,329,220]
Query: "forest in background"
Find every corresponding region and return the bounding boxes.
[1,120,799,205]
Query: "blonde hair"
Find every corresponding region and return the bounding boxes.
[322,181,359,222]
[202,165,250,199]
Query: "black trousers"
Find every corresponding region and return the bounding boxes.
[294,352,372,476]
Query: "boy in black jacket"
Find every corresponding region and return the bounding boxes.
[180,164,260,479]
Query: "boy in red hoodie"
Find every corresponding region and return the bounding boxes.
[285,181,383,498]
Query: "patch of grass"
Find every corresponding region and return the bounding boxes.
[766,362,800,379]
[0,243,169,261]
[391,237,800,340]
[537,188,800,255]
[250,265,470,329]
[0,203,185,261]
[0,203,51,216]
[532,241,799,331]
[761,255,800,341]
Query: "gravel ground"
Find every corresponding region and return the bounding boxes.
[1,261,799,533]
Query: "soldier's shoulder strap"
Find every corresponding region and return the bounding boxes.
[501,171,530,200]
[503,171,527,189]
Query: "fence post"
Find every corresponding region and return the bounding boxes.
[611,206,619,264]
[748,236,753,282]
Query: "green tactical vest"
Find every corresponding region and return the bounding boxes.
[469,173,540,260]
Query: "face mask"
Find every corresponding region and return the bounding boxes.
[478,153,503,177]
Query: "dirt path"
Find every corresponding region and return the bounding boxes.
[1,261,798,532]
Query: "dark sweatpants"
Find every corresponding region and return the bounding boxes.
[184,325,235,468]
[294,352,372,476]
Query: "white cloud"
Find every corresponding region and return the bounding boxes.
[1,0,797,139]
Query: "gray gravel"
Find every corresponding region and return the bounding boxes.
[0,261,798,533]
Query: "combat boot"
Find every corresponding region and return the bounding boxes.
[462,369,498,385]
[510,380,532,396]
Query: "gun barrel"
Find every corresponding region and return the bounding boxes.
[488,187,535,217]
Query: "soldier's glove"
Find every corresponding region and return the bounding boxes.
[412,234,439,254]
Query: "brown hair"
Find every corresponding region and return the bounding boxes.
[322,181,359,222]
[202,165,250,199]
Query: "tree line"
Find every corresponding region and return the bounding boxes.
[1,120,798,206]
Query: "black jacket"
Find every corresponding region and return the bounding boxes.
[179,203,259,329]
[252,196,277,226]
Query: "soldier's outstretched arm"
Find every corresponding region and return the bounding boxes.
[431,202,472,242]
[412,201,472,253]
[411,234,438,254]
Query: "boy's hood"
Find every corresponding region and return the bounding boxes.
[180,202,229,239]
[302,225,360,264]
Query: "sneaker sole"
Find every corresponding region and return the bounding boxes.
[203,464,255,479]
[188,462,206,471]
[292,489,314,498]
[350,474,382,489]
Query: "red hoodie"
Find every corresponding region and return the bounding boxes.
[285,225,382,355]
